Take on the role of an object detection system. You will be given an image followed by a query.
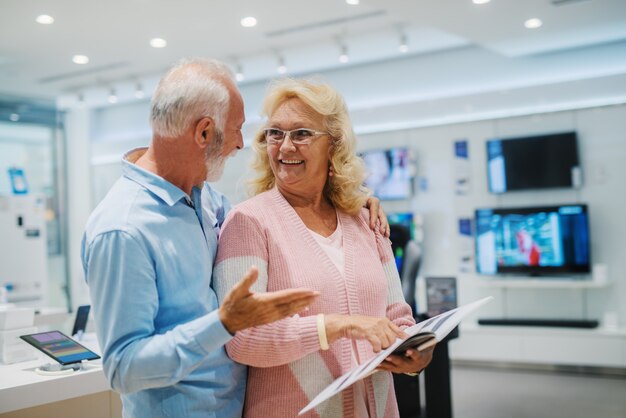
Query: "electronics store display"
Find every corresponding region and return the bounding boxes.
[475,204,591,276]
[20,330,100,366]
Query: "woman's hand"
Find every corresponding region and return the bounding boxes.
[325,314,407,352]
[377,345,435,374]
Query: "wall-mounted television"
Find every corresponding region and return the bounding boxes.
[487,132,581,193]
[475,204,591,276]
[361,147,412,200]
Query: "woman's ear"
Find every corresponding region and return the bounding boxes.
[194,117,214,148]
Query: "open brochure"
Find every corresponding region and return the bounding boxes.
[299,296,494,415]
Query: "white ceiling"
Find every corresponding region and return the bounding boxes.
[1,0,626,102]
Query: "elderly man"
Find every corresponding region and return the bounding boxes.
[81,59,322,418]
[82,58,387,418]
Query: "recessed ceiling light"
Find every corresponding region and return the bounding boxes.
[240,17,257,27]
[524,18,543,29]
[346,0,360,5]
[150,38,167,48]
[36,14,54,24]
[72,55,89,65]
[472,0,491,4]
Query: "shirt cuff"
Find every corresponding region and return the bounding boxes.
[299,315,323,352]
[193,309,233,353]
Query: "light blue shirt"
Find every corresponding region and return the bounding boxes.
[81,152,245,418]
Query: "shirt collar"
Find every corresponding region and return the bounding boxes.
[122,147,199,207]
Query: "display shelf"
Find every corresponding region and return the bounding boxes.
[451,323,626,368]
[474,277,609,289]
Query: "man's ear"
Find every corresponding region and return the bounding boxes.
[194,117,214,148]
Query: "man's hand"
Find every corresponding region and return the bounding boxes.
[365,197,390,237]
[219,266,319,334]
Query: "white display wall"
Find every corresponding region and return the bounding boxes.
[68,41,626,367]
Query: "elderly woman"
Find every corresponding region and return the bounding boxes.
[214,79,433,418]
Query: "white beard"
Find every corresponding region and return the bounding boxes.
[204,128,236,182]
[205,155,227,182]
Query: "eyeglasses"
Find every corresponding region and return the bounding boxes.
[263,128,329,145]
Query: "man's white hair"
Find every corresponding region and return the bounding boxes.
[150,58,235,138]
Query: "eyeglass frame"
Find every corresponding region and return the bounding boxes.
[263,128,330,145]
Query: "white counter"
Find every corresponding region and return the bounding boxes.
[0,358,109,414]
[0,332,110,414]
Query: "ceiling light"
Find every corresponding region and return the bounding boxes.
[346,0,360,5]
[36,14,54,24]
[240,16,257,27]
[9,113,19,122]
[277,56,287,74]
[108,89,118,104]
[472,0,491,4]
[338,45,349,64]
[72,55,89,65]
[524,18,543,29]
[150,38,167,48]
[235,63,245,82]
[134,83,144,99]
[398,34,409,53]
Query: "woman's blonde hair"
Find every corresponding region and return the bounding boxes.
[249,78,369,215]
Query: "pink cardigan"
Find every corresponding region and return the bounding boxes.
[214,188,415,418]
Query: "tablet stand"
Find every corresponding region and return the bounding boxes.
[35,363,80,376]
[34,360,101,376]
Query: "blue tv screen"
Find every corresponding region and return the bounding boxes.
[475,204,591,275]
[388,212,415,274]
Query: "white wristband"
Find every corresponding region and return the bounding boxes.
[317,314,329,350]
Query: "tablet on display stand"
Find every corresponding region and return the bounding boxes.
[19,330,101,375]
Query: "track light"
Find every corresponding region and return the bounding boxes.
[134,83,145,99]
[277,56,287,74]
[235,62,245,82]
[338,44,349,64]
[108,88,118,104]
[398,33,409,53]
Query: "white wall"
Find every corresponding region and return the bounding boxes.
[354,106,625,327]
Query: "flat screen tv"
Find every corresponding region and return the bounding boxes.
[475,204,590,276]
[487,132,581,193]
[388,212,415,274]
[361,147,412,200]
